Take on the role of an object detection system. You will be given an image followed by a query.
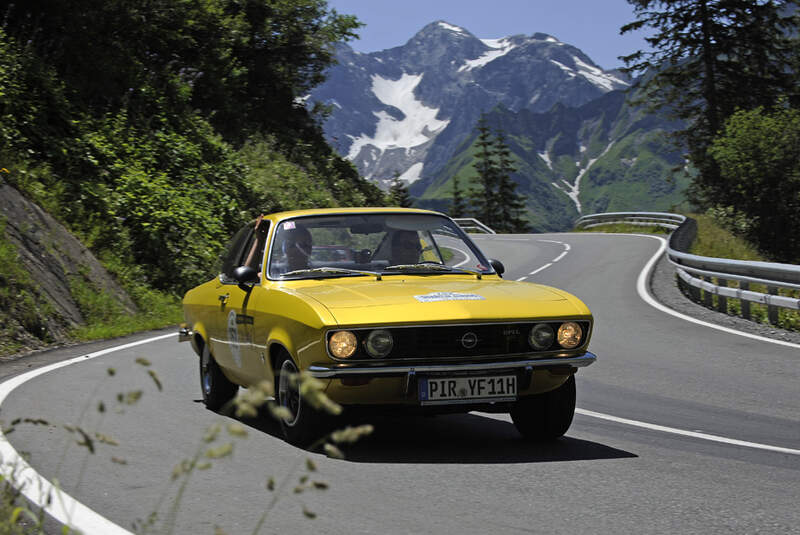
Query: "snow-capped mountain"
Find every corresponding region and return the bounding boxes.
[311,21,629,190]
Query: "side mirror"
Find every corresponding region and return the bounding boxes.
[489,258,505,277]
[233,265,259,291]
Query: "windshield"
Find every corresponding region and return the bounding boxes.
[267,213,494,280]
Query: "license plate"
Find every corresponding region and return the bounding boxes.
[419,375,517,405]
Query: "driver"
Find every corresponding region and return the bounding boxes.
[281,226,313,272]
[390,230,422,265]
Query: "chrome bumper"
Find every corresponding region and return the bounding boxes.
[178,324,193,343]
[308,352,596,378]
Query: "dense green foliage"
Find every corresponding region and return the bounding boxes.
[0,1,386,300]
[708,105,800,262]
[621,0,799,219]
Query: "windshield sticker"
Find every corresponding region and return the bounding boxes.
[414,292,485,303]
[283,221,296,230]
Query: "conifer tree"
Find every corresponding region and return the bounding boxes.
[493,132,529,233]
[469,114,501,228]
[389,173,413,207]
[620,0,799,208]
[450,174,467,218]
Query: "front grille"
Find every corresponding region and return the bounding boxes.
[328,321,590,361]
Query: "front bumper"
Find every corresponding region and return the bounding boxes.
[308,351,596,378]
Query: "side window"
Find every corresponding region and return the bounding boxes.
[219,226,254,283]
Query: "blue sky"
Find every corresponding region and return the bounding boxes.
[326,0,652,70]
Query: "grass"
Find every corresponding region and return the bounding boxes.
[576,213,799,333]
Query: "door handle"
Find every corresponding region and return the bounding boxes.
[218,293,230,305]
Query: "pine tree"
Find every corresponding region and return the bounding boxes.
[389,173,413,208]
[469,114,500,228]
[620,0,799,209]
[493,132,529,233]
[450,174,467,218]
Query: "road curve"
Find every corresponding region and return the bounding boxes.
[2,232,798,534]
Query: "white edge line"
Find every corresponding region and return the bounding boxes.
[515,276,528,282]
[575,408,800,456]
[552,251,567,263]
[529,263,553,276]
[0,333,175,535]
[635,235,800,350]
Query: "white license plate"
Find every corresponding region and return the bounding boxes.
[419,375,517,405]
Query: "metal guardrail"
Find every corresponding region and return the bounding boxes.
[576,212,800,321]
[453,218,496,234]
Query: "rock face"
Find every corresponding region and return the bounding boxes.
[0,181,136,352]
[310,21,630,190]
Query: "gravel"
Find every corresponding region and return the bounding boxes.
[649,251,800,346]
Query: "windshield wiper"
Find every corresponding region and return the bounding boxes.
[383,262,482,279]
[281,267,382,280]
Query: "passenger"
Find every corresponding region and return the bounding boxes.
[281,226,313,272]
[391,230,422,265]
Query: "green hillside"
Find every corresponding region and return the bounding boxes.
[418,90,690,230]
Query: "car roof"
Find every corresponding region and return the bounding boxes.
[263,207,445,221]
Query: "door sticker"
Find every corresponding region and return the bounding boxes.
[227,310,242,367]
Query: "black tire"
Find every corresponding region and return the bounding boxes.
[510,374,576,441]
[275,353,334,447]
[199,342,238,411]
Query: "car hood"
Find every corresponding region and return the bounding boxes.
[291,276,589,325]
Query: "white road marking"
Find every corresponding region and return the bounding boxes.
[0,333,175,535]
[515,276,528,282]
[635,235,800,350]
[575,409,800,456]
[529,263,553,276]
[484,232,800,454]
[477,410,800,456]
[3,232,798,535]
[552,251,567,263]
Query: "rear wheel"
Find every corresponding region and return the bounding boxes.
[199,343,238,410]
[275,353,334,447]
[510,374,576,441]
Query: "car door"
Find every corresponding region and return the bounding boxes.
[209,224,254,381]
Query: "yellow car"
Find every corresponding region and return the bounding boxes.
[180,208,596,445]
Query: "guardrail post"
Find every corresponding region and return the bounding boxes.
[740,282,750,320]
[768,286,779,325]
[717,279,727,314]
[703,276,713,307]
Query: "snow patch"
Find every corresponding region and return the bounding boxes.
[572,56,629,90]
[549,60,576,78]
[538,151,553,170]
[459,38,517,72]
[552,142,615,214]
[438,22,465,33]
[399,162,425,184]
[346,73,450,161]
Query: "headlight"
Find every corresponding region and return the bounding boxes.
[329,331,357,358]
[364,329,393,358]
[528,324,554,350]
[557,322,583,349]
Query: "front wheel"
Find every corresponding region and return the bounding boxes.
[275,354,334,447]
[510,374,576,441]
[199,343,238,411]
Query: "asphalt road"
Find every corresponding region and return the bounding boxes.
[2,233,798,534]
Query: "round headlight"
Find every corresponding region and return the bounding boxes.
[329,331,357,358]
[528,324,554,350]
[364,329,393,358]
[557,322,583,349]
